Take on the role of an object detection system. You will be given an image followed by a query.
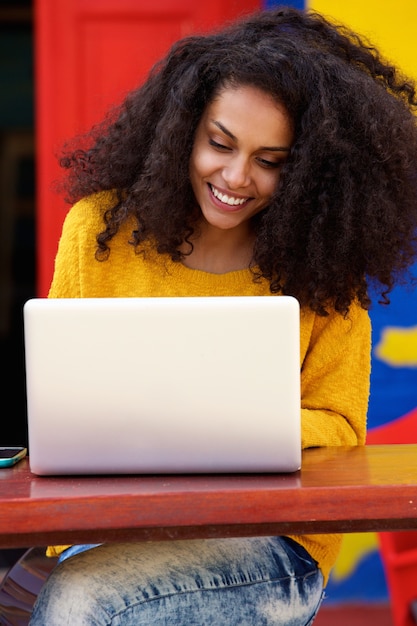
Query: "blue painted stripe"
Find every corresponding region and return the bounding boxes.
[263,0,305,9]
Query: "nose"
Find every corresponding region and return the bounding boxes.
[222,155,251,189]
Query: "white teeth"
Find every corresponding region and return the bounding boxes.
[211,185,246,206]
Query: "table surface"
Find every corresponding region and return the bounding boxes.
[1,444,417,549]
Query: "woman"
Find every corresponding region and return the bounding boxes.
[30,6,417,625]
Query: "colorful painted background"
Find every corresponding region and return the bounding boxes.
[266,0,417,604]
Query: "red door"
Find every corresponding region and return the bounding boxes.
[34,0,260,296]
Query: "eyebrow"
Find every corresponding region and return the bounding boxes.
[212,120,291,153]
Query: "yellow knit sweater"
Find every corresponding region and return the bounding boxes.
[47,192,371,585]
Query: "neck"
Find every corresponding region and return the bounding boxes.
[180,221,255,274]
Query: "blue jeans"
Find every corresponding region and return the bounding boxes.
[29,536,324,625]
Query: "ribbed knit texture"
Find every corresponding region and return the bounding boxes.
[46,192,371,585]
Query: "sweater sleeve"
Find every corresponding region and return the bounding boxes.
[300,303,371,449]
[48,204,84,298]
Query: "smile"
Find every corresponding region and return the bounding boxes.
[209,184,249,207]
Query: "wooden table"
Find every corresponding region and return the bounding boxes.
[0,444,417,549]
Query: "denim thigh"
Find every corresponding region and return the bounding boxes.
[29,536,324,626]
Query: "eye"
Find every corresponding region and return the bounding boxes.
[256,157,285,169]
[209,138,231,151]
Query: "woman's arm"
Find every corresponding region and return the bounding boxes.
[300,303,371,448]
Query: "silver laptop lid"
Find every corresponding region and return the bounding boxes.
[24,296,301,475]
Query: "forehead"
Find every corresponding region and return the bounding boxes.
[202,84,293,144]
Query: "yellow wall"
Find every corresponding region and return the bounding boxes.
[309,0,417,80]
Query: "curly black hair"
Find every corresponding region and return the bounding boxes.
[57,6,417,316]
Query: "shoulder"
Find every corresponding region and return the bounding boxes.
[300,300,371,356]
[303,300,370,334]
[62,190,118,232]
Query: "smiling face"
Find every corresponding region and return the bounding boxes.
[189,84,294,236]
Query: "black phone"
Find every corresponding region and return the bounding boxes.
[0,447,27,468]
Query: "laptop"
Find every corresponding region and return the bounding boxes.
[23,296,301,476]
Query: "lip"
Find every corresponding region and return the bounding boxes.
[207,183,252,212]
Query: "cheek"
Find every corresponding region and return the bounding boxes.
[190,144,221,181]
[257,172,280,199]
[195,156,211,180]
[189,151,210,198]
